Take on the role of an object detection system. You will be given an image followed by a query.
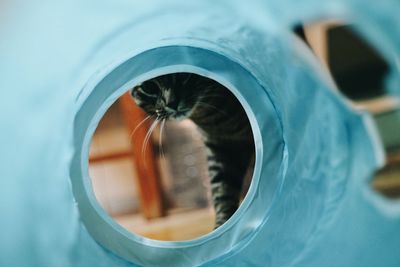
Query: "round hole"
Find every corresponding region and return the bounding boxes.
[70,46,283,266]
[88,73,256,241]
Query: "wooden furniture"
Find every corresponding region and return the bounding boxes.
[119,93,165,219]
[89,92,165,220]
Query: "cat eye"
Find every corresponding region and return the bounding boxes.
[140,81,160,97]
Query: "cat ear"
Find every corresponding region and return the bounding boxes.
[140,81,160,96]
[131,86,139,95]
[130,88,143,105]
[130,86,144,101]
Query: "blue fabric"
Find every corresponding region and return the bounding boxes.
[0,1,399,266]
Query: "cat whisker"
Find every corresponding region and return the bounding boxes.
[144,119,159,151]
[129,115,153,140]
[159,118,166,161]
[141,119,160,167]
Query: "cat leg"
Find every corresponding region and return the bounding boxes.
[206,141,253,228]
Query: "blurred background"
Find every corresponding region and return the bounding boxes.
[88,22,400,242]
[301,21,400,198]
[89,93,215,241]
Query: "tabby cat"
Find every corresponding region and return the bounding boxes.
[131,73,254,228]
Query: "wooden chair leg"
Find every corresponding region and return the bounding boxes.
[119,92,165,219]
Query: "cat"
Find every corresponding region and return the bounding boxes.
[131,73,254,228]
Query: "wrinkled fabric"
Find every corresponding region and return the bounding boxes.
[0,1,399,267]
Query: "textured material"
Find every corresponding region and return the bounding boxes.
[0,0,399,267]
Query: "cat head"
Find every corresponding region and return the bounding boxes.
[131,73,204,120]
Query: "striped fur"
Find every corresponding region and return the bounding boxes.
[131,73,254,228]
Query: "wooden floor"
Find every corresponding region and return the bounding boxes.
[115,208,215,241]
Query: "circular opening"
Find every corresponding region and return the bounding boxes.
[71,46,281,265]
[88,72,256,241]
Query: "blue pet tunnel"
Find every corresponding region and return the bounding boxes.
[0,0,399,266]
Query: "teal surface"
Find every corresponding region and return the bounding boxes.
[0,1,399,266]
